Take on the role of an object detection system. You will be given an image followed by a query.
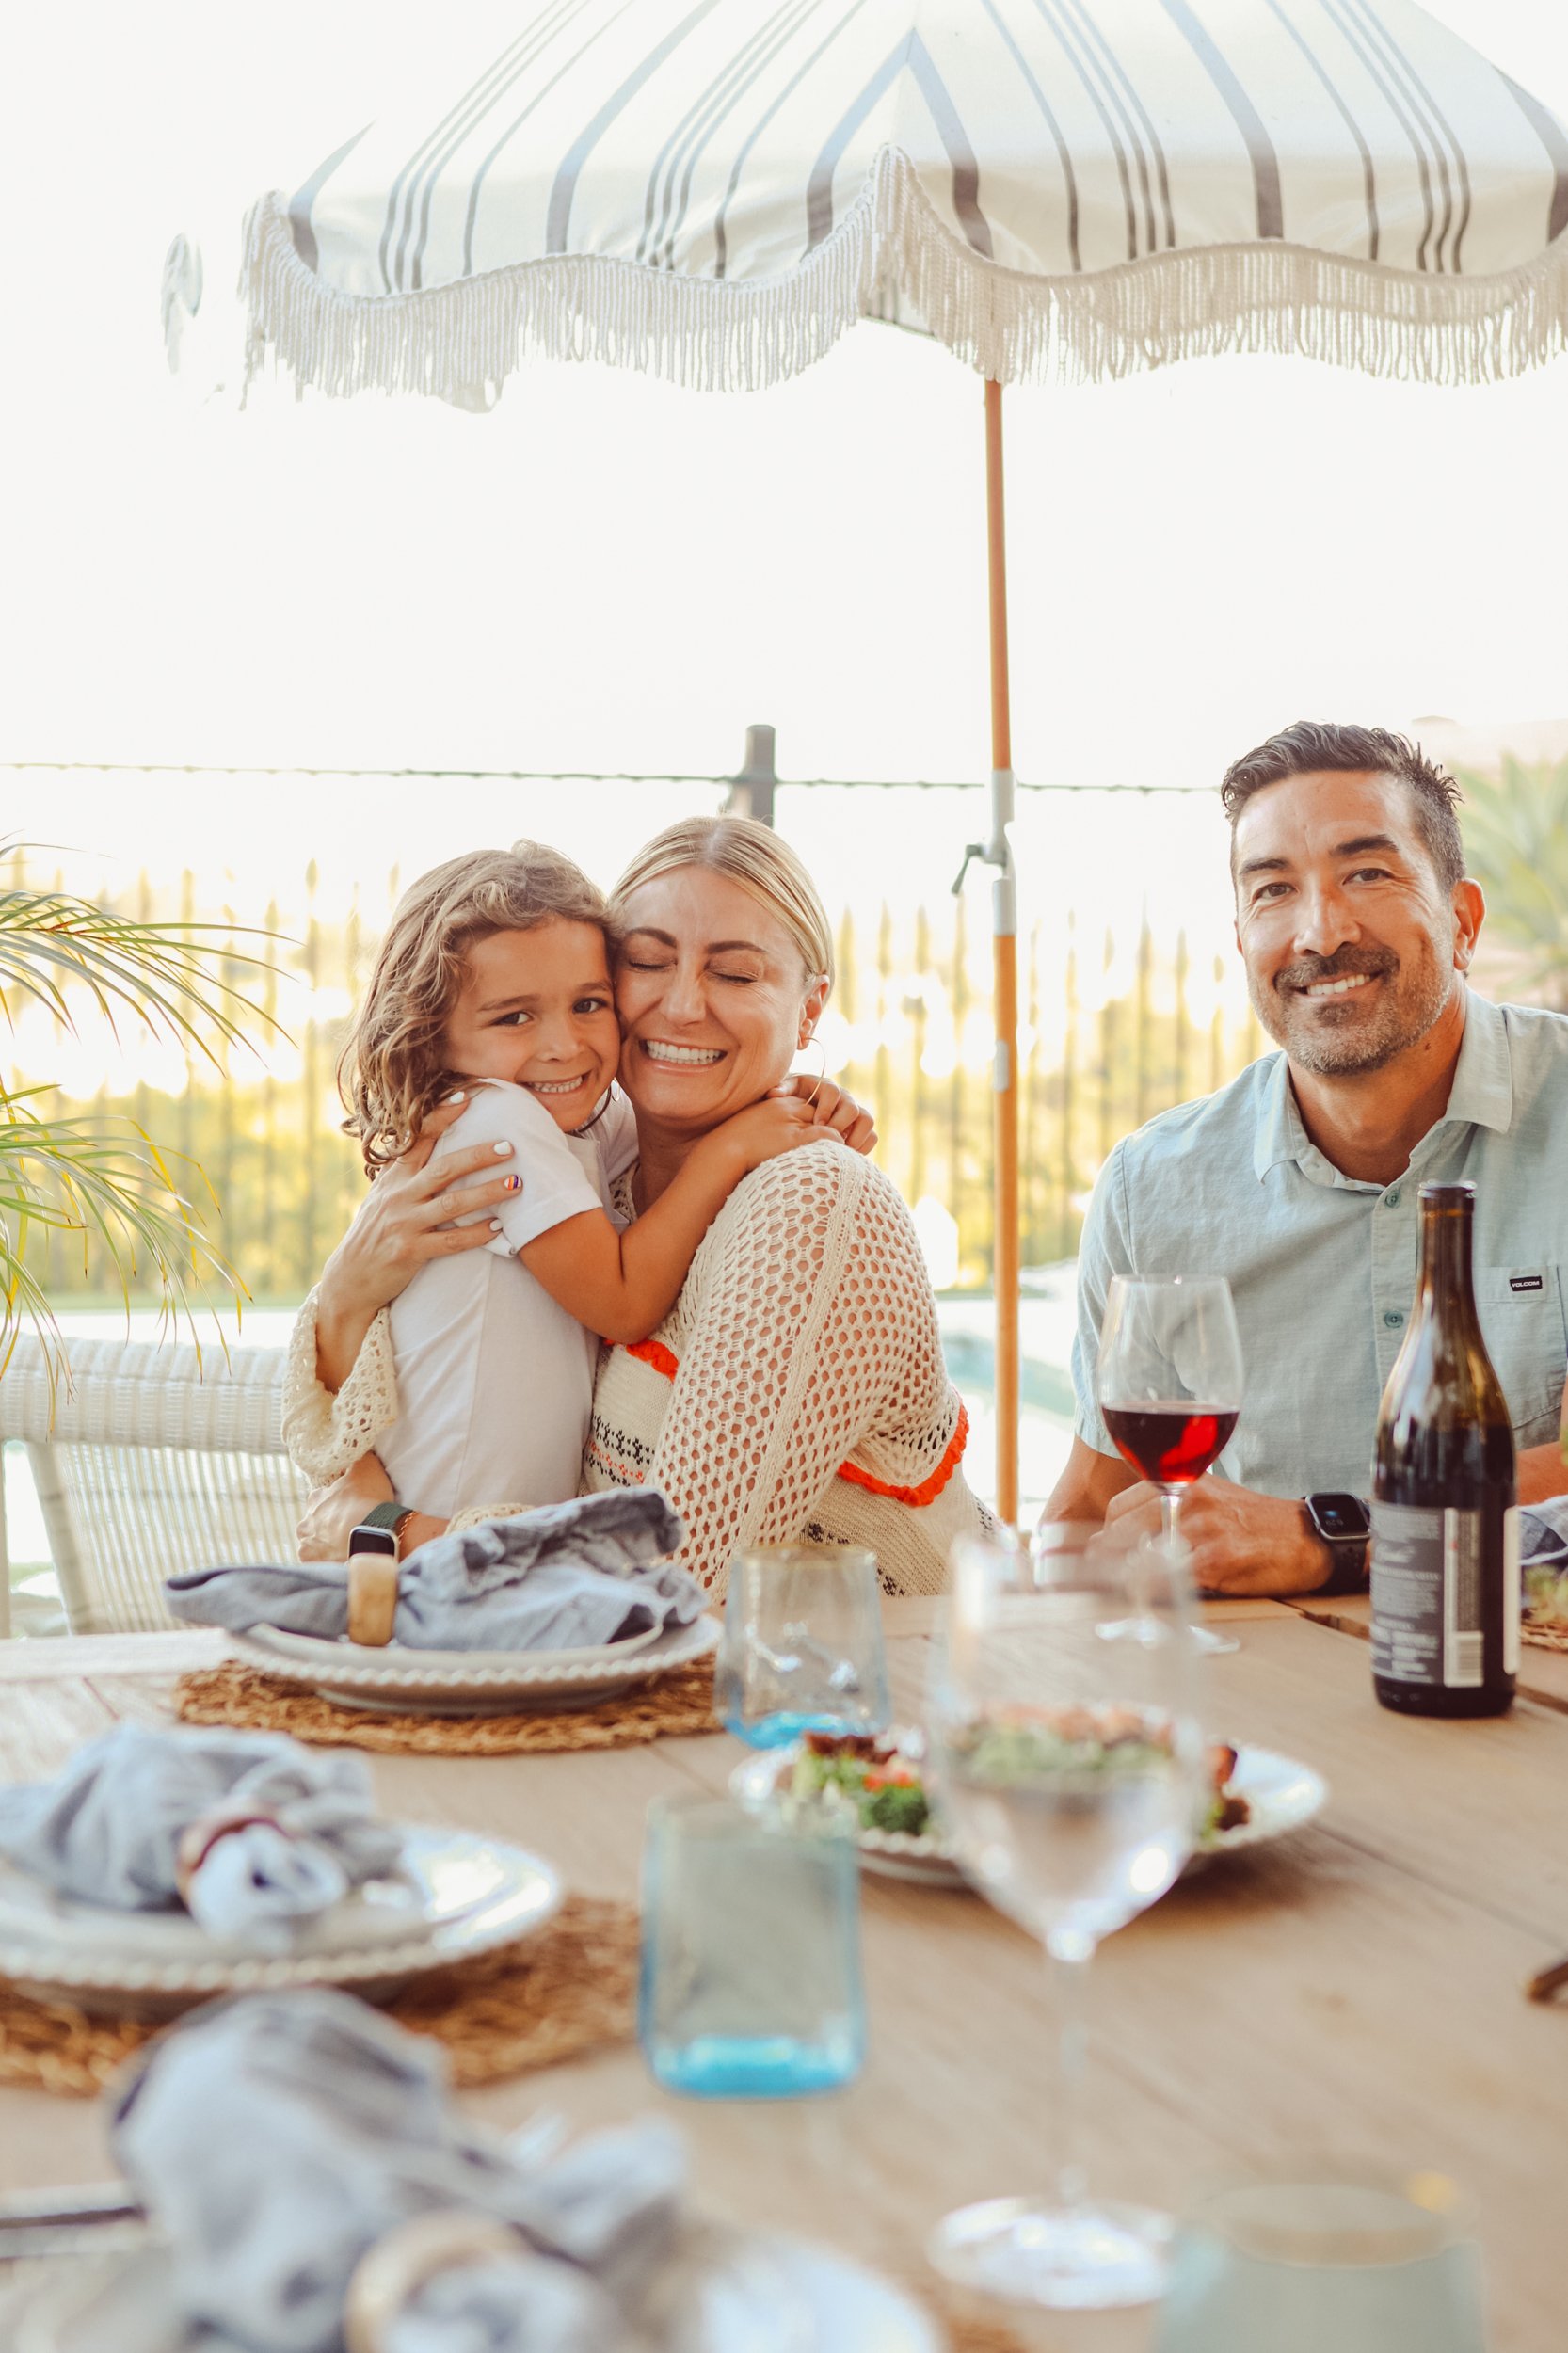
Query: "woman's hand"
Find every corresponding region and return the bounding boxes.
[315,1093,523,1389]
[297,1455,394,1562]
[771,1074,876,1155]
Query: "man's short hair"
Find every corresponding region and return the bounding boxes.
[1220,721,1465,892]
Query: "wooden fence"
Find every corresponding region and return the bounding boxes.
[14,841,1265,1303]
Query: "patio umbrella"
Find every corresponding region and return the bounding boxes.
[223,0,1568,1523]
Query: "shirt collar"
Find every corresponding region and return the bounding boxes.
[1253,1050,1301,1180]
[1253,987,1514,1182]
[1434,989,1513,1137]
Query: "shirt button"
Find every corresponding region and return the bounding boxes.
[1384,1309,1405,1329]
[1384,1188,1401,1207]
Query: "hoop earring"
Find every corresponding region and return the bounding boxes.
[793,1029,827,1107]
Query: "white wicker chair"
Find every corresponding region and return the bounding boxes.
[0,1336,310,1636]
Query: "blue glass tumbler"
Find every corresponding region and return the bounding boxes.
[713,1545,890,1749]
[638,1794,865,2099]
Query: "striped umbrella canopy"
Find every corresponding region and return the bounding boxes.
[226,1,1568,1521]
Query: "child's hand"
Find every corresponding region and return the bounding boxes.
[768,1074,876,1155]
[709,1095,832,1177]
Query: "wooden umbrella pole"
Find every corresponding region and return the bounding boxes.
[984,377,1020,1527]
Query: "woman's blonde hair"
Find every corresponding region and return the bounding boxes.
[609,816,835,988]
[339,844,608,1173]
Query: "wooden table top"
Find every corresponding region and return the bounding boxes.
[0,1603,1560,2353]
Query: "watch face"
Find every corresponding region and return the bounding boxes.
[1312,1493,1370,1540]
[348,1525,400,1559]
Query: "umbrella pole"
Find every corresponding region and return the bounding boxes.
[984,377,1020,1527]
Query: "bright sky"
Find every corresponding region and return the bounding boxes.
[5,1,1568,916]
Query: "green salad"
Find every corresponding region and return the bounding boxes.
[783,1720,1249,1843]
[788,1732,932,1837]
[1526,1563,1568,1628]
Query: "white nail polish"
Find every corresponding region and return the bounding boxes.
[493,1141,513,1156]
[446,1090,466,1104]
[489,1219,504,1232]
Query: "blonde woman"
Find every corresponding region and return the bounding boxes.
[287,817,996,1595]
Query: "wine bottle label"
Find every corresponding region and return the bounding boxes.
[1370,1503,1489,1688]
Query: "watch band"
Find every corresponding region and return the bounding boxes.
[1303,1499,1371,1596]
[359,1499,415,1549]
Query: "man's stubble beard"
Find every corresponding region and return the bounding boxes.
[1248,937,1456,1078]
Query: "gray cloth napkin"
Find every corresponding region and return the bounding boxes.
[0,1724,401,1955]
[111,1989,684,2353]
[165,1489,701,1654]
[1523,1497,1568,1567]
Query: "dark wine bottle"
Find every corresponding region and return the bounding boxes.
[1371,1182,1518,1718]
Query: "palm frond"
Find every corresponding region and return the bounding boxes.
[0,842,289,1071]
[0,1101,248,1384]
[0,849,286,1392]
[1455,758,1568,1009]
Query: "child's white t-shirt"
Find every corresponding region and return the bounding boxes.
[379,1083,638,1519]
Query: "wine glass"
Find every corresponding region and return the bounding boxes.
[926,1527,1206,2311]
[1096,1274,1245,1656]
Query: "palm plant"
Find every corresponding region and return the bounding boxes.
[0,856,279,1378]
[1455,756,1568,1010]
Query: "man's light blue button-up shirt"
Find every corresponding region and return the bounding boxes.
[1071,994,1568,1499]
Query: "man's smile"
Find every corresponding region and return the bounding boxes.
[1300,973,1378,1000]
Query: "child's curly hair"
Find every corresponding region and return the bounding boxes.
[339,844,609,1174]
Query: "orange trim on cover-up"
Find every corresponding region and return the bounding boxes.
[621,1340,968,1509]
[833,1401,969,1508]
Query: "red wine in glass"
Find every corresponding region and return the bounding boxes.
[1096,1276,1246,1655]
[1101,1404,1239,1488]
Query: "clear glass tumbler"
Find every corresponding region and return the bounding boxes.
[714,1545,890,1749]
[1155,2169,1486,2353]
[638,1794,865,2100]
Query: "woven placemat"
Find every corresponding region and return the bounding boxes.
[174,1657,721,1753]
[1523,1621,1568,1653]
[0,1892,638,2098]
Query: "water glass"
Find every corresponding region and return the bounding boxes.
[714,1545,890,1748]
[926,1526,1206,2311]
[638,1794,865,2099]
[1156,2169,1486,2353]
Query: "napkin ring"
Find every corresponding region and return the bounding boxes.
[344,2210,526,2353]
[347,1554,401,1648]
[174,1804,286,1906]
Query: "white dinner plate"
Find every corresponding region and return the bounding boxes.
[731,1741,1328,1888]
[0,1826,559,2012]
[14,2233,940,2353]
[1195,1744,1329,1858]
[232,1611,719,1716]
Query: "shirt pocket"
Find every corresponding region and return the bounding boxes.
[1474,1267,1567,1444]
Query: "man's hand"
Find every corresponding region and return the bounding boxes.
[1104,1477,1333,1597]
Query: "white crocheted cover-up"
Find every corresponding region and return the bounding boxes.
[283,1141,993,1588]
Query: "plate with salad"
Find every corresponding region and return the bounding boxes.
[730,1727,1325,1887]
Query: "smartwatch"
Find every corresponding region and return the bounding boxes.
[348,1499,416,1560]
[1303,1493,1371,1594]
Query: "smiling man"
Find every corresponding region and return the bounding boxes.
[1045,721,1568,1595]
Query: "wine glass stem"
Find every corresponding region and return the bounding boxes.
[1160,1488,1181,1548]
[1046,1933,1093,2213]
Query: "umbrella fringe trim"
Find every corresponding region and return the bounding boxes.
[240,147,1568,402]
